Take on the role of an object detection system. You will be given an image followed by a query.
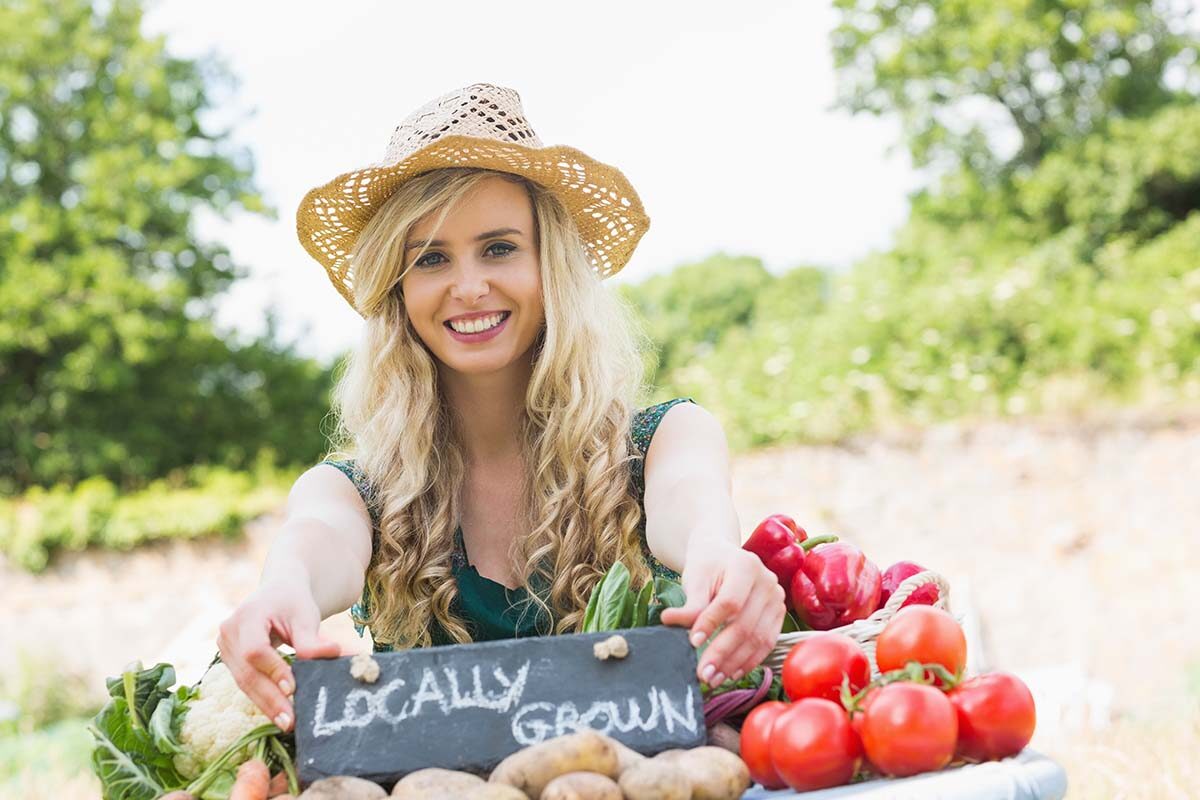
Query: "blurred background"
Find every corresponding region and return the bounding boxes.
[1,0,1198,797]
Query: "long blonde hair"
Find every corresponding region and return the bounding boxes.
[326,168,654,647]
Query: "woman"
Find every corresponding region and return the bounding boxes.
[218,84,785,733]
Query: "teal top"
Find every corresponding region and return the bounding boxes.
[322,397,693,651]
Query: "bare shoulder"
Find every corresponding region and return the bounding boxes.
[284,463,374,566]
[645,401,729,470]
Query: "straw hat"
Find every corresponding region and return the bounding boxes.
[295,83,651,317]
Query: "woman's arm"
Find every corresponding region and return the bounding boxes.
[217,464,374,730]
[259,464,375,618]
[642,403,786,688]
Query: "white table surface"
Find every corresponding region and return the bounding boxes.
[742,749,1067,800]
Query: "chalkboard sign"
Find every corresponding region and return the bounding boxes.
[292,627,704,787]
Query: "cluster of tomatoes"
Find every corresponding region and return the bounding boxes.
[739,606,1037,792]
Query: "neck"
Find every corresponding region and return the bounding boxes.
[439,354,534,464]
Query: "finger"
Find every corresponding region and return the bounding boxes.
[235,659,296,731]
[696,590,774,687]
[687,568,754,650]
[292,626,342,660]
[659,570,715,635]
[244,641,297,725]
[713,591,784,684]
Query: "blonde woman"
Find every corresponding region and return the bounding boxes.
[218,85,785,732]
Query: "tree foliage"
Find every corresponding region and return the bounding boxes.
[629,1,1200,447]
[831,0,1199,177]
[0,0,335,493]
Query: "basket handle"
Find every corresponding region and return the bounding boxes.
[877,569,951,618]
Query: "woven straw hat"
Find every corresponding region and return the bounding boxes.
[295,83,651,316]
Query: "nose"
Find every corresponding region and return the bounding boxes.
[448,259,491,305]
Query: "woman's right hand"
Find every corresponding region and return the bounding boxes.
[216,582,342,732]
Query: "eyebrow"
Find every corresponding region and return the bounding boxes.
[404,227,525,251]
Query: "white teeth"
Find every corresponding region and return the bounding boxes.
[449,313,505,334]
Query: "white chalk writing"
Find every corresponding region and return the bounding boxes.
[311,661,529,737]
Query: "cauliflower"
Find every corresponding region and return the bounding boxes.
[172,661,272,779]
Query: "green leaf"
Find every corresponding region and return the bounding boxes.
[582,574,603,632]
[781,611,806,633]
[104,663,175,726]
[197,769,236,800]
[633,580,654,627]
[148,687,190,755]
[89,663,188,800]
[619,589,636,629]
[590,562,632,632]
[88,699,186,800]
[647,577,686,626]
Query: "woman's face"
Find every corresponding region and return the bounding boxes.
[399,175,544,377]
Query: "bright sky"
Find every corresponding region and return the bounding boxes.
[141,0,920,367]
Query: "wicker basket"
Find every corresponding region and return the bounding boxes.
[763,570,952,677]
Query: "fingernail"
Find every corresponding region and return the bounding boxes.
[731,669,744,682]
[689,630,707,647]
[711,672,726,687]
[275,711,290,729]
[700,663,715,683]
[279,678,292,695]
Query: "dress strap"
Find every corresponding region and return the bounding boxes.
[630,398,695,581]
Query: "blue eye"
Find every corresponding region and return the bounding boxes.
[413,242,516,268]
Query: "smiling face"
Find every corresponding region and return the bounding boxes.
[398,174,545,379]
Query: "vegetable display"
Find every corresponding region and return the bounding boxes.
[579,562,785,729]
[788,542,882,631]
[87,659,298,800]
[88,512,1030,798]
[734,595,1038,792]
[741,514,808,587]
[879,560,940,608]
[739,512,946,630]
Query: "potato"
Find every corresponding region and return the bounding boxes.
[650,749,689,765]
[673,747,751,800]
[157,793,197,800]
[618,759,690,800]
[611,738,647,774]
[489,730,619,799]
[391,768,485,797]
[298,775,387,800]
[462,786,528,800]
[540,771,622,800]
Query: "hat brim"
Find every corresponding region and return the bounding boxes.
[295,135,650,316]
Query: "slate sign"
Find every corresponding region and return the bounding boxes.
[292,626,703,787]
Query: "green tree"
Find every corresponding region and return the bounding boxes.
[831,0,1199,179]
[618,254,773,387]
[0,0,334,493]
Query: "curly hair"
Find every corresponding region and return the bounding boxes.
[324,167,655,647]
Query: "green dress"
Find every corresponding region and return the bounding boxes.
[321,397,693,652]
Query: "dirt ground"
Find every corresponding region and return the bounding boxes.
[3,407,1198,794]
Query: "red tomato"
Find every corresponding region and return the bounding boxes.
[782,634,871,703]
[859,682,958,777]
[948,672,1037,762]
[848,684,879,739]
[875,605,967,684]
[768,698,862,792]
[740,701,789,789]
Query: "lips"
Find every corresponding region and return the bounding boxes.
[443,311,511,342]
[443,310,511,333]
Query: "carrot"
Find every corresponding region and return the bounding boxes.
[230,757,271,800]
[266,770,289,797]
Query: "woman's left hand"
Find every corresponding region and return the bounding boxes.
[660,535,786,688]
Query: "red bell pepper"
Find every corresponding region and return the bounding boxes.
[879,560,940,610]
[743,514,807,587]
[789,542,882,630]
